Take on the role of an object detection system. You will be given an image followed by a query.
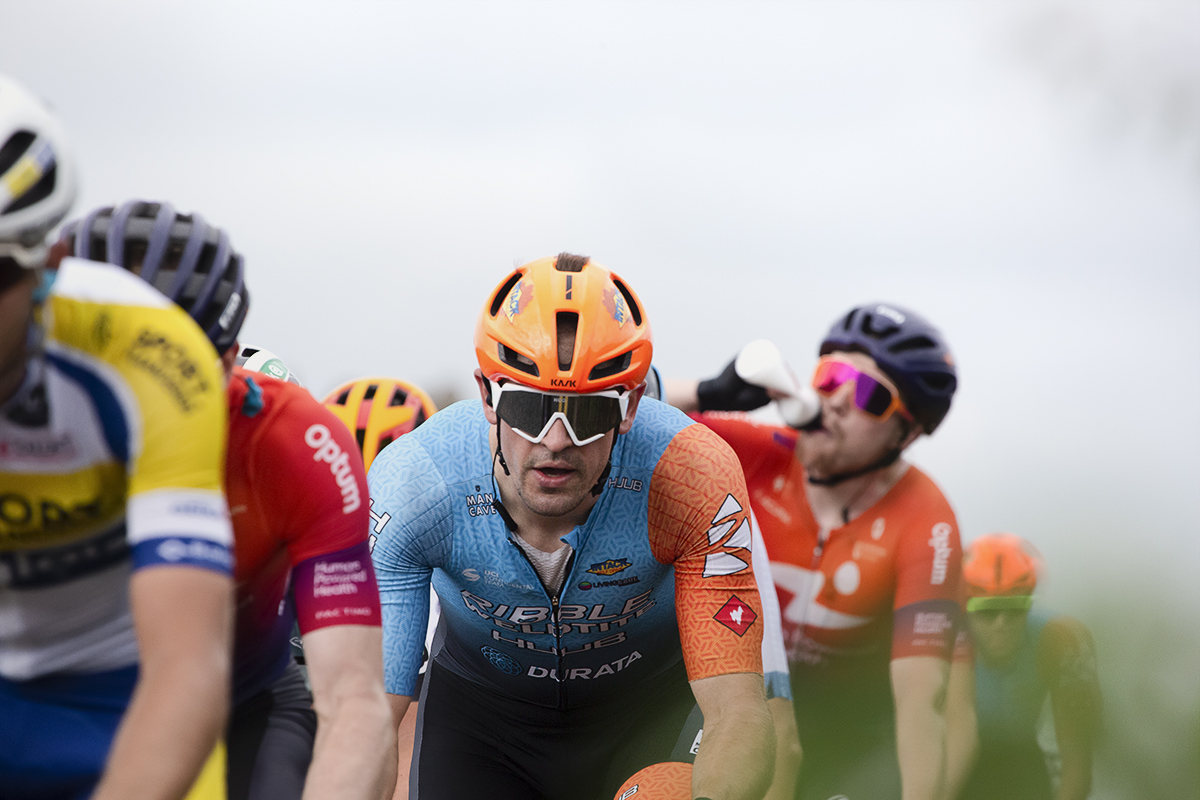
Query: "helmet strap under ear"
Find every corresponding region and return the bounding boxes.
[493,416,510,477]
[489,474,519,534]
[589,427,619,497]
[489,415,522,532]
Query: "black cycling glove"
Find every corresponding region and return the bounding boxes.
[696,357,770,412]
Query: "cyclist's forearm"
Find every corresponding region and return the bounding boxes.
[892,656,950,800]
[1054,741,1093,800]
[895,700,947,800]
[306,690,397,800]
[693,701,775,800]
[762,696,801,800]
[93,642,229,800]
[94,567,232,800]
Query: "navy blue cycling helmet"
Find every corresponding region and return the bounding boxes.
[819,303,956,433]
[61,200,248,353]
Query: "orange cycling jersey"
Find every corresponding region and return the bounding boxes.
[225,368,381,702]
[695,413,961,681]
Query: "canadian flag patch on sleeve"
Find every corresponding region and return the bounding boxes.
[713,594,757,636]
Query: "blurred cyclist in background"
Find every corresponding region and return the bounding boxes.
[370,253,774,800]
[61,200,396,800]
[236,344,304,386]
[667,303,963,800]
[949,533,1101,800]
[0,77,233,800]
[323,375,438,800]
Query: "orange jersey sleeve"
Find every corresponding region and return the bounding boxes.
[647,423,764,682]
[889,469,962,660]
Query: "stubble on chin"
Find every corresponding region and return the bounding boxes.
[515,467,590,518]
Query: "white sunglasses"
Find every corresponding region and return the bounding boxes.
[488,379,631,446]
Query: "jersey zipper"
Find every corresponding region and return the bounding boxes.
[793,526,832,647]
[812,527,830,569]
[508,537,577,711]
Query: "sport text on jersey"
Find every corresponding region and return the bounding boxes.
[304,424,362,514]
[125,329,212,413]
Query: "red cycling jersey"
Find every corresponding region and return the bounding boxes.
[225,368,382,702]
[694,413,961,681]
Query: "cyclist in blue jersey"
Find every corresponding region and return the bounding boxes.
[946,534,1101,800]
[369,254,775,800]
[0,75,233,800]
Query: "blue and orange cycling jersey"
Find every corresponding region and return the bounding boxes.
[368,397,764,709]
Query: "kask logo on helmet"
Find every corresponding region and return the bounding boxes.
[304,424,362,514]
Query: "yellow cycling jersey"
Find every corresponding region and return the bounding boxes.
[0,257,232,680]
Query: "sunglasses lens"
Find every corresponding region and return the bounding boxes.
[814,360,904,419]
[855,374,895,417]
[813,361,852,394]
[494,391,550,438]
[564,395,624,441]
[495,389,623,443]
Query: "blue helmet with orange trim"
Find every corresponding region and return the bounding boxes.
[819,303,957,433]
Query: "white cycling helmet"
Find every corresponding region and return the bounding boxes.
[0,75,78,264]
[235,344,302,386]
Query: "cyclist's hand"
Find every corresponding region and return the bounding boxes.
[697,357,771,412]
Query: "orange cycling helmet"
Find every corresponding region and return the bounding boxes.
[962,533,1044,612]
[322,377,437,472]
[475,253,653,393]
[612,762,692,800]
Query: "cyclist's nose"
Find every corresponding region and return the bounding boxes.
[825,382,854,416]
[540,418,575,452]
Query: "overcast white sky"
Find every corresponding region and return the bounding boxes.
[4,1,1198,792]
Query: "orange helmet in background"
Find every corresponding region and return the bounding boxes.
[322,377,437,472]
[475,253,653,393]
[962,533,1044,612]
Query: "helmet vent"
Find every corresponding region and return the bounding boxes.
[556,312,578,371]
[335,388,351,405]
[389,387,410,406]
[589,352,632,381]
[888,335,936,354]
[0,131,34,176]
[611,278,643,326]
[555,252,589,272]
[363,384,379,401]
[489,272,523,317]
[4,165,56,215]
[860,313,899,339]
[921,373,954,392]
[498,343,540,377]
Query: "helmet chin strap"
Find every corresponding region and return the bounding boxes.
[489,403,521,532]
[489,415,620,530]
[803,407,912,489]
[589,428,618,497]
[805,447,903,488]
